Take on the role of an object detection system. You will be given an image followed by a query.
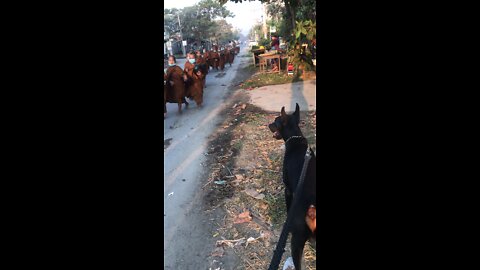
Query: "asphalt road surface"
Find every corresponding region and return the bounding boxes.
[164,47,249,269]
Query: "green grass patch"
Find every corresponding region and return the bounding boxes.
[243,63,257,73]
[265,193,286,228]
[245,113,264,125]
[233,139,243,151]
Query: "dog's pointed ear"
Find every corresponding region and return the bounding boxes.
[281,106,288,124]
[293,103,300,123]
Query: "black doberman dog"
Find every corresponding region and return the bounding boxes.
[268,103,316,270]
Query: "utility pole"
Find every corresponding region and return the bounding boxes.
[177,13,186,57]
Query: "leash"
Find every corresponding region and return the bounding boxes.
[268,139,313,270]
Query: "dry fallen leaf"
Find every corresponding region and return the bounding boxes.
[259,202,268,210]
[238,211,251,219]
[244,188,265,200]
[234,211,252,224]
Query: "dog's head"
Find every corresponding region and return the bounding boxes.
[268,103,302,141]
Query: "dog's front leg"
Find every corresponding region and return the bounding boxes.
[291,230,309,270]
[285,188,293,213]
[283,171,293,213]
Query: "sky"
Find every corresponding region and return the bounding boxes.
[164,0,264,37]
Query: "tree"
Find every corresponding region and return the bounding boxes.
[295,0,316,22]
[180,5,214,41]
[186,0,234,42]
[265,2,287,39]
[265,1,285,22]
[213,19,237,43]
[248,23,263,41]
[217,0,300,37]
[287,19,316,74]
[219,0,316,74]
[164,8,182,40]
[164,0,235,44]
[198,0,234,20]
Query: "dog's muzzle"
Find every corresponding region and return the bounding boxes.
[268,123,282,139]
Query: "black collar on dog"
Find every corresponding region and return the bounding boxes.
[285,135,307,145]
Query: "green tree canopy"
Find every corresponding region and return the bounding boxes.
[212,19,240,43]
[164,0,235,43]
[219,0,316,42]
[220,0,316,73]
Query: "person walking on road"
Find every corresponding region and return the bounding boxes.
[196,50,208,88]
[183,51,205,107]
[165,55,189,117]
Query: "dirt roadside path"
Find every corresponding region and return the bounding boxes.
[200,97,317,270]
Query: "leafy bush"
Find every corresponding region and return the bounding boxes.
[259,37,270,47]
[287,20,316,76]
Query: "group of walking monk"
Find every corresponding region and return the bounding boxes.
[163,43,240,119]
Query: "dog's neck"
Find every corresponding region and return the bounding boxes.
[284,135,308,155]
[284,135,305,144]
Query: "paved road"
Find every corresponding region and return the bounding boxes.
[163,47,249,269]
[248,79,317,113]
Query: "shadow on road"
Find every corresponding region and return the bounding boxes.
[289,80,308,113]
